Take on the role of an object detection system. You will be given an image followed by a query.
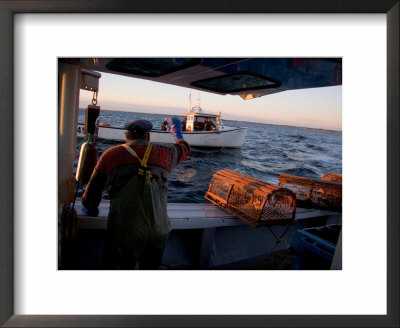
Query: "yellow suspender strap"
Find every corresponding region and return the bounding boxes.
[122,143,153,177]
[140,143,153,167]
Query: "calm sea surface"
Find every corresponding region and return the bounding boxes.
[77,109,342,203]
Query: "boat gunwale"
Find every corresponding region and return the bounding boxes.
[77,122,248,134]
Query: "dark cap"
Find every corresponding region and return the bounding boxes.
[124,119,153,133]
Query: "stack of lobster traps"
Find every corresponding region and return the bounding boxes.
[205,169,342,227]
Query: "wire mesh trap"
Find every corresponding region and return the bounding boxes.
[278,173,342,211]
[205,169,296,227]
[321,172,342,183]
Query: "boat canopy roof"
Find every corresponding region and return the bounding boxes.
[185,106,219,118]
[185,112,218,118]
[60,58,342,100]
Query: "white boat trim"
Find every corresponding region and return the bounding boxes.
[71,199,340,230]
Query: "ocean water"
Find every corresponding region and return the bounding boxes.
[77,109,342,203]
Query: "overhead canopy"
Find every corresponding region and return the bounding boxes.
[60,58,342,100]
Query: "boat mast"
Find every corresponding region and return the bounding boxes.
[197,91,201,109]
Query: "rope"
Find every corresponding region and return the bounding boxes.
[76,136,88,150]
[266,223,291,247]
[60,132,92,268]
[243,223,293,269]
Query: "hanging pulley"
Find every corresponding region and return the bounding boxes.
[84,92,101,137]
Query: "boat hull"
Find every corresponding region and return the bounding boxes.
[67,200,342,269]
[78,123,247,148]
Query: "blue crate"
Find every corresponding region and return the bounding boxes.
[291,224,341,269]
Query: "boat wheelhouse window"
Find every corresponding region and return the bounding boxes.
[191,72,281,93]
[193,116,206,131]
[105,58,201,77]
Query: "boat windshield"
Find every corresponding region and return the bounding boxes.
[191,116,219,131]
[194,116,205,131]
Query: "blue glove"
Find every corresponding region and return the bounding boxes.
[168,117,183,141]
[82,206,99,217]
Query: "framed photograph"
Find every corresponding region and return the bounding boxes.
[1,1,398,327]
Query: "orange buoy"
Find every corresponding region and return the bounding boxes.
[75,142,98,185]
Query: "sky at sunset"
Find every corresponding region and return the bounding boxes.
[79,71,342,131]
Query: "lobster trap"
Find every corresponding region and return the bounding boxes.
[321,172,342,183]
[205,169,296,227]
[278,173,342,211]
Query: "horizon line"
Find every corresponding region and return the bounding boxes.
[78,107,342,133]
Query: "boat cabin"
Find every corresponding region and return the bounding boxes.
[184,106,221,132]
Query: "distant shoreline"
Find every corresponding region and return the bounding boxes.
[79,108,342,134]
[227,119,342,134]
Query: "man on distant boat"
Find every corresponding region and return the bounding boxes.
[82,118,189,269]
[161,118,168,131]
[204,117,216,131]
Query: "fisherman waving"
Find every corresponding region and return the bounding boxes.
[82,117,189,269]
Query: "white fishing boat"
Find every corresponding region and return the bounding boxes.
[77,104,247,148]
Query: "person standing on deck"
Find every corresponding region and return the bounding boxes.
[161,118,168,131]
[82,118,190,269]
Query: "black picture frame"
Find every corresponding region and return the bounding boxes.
[0,1,398,327]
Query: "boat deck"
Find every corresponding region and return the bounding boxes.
[64,199,341,269]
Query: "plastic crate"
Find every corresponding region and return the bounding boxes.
[291,224,341,269]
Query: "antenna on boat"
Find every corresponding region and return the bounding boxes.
[197,91,200,109]
[189,92,192,111]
